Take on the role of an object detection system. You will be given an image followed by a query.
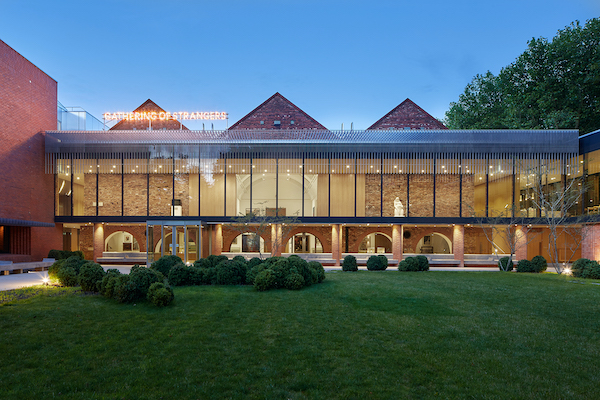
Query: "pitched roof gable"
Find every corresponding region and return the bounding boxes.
[368,98,447,130]
[228,92,327,130]
[110,99,189,131]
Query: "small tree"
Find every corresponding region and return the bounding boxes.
[526,162,590,274]
[470,204,538,272]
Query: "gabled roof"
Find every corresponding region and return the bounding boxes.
[228,92,327,131]
[368,98,447,130]
[110,99,189,131]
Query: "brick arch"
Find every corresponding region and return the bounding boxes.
[282,227,332,253]
[349,228,393,253]
[222,231,270,252]
[403,227,453,253]
[103,226,147,252]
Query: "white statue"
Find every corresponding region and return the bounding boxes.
[394,197,405,217]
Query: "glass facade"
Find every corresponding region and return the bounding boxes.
[51,154,578,219]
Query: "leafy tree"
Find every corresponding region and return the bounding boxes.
[446,18,600,134]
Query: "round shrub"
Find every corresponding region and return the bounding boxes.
[207,254,229,267]
[78,262,106,292]
[367,255,385,271]
[531,255,548,273]
[56,266,78,286]
[100,269,122,298]
[232,255,247,266]
[151,255,182,277]
[270,259,292,288]
[48,259,65,279]
[288,256,312,286]
[581,260,600,279]
[398,257,419,271]
[47,249,63,260]
[128,266,164,300]
[62,255,87,275]
[307,261,325,283]
[247,257,263,269]
[254,269,276,291]
[378,255,389,270]
[516,259,535,273]
[498,256,514,272]
[342,255,358,271]
[216,260,247,285]
[285,272,305,290]
[112,275,135,303]
[189,267,204,285]
[193,258,212,269]
[246,263,266,285]
[415,255,429,271]
[572,258,593,278]
[168,264,193,286]
[147,282,174,307]
[201,267,218,285]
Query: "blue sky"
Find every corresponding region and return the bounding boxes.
[1,0,598,130]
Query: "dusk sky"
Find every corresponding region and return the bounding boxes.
[1,0,599,130]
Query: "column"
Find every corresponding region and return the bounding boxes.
[582,225,600,261]
[453,224,464,267]
[515,225,528,261]
[271,224,282,257]
[332,224,342,266]
[392,224,403,264]
[211,224,222,256]
[93,223,104,262]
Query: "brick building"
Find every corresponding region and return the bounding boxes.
[4,39,600,267]
[0,40,62,262]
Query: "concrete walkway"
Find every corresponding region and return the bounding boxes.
[0,265,502,291]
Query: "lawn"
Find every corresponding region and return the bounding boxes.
[1,271,599,399]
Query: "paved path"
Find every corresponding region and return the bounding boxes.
[0,265,502,291]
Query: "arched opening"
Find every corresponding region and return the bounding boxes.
[229,233,265,253]
[415,233,452,254]
[285,233,323,253]
[358,233,392,253]
[105,231,140,252]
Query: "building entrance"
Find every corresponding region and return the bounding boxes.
[146,221,201,264]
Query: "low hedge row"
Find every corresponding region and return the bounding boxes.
[49,256,174,306]
[47,249,84,260]
[571,258,600,279]
[516,255,548,273]
[398,255,429,271]
[164,254,325,292]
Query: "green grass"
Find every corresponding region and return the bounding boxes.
[1,272,600,399]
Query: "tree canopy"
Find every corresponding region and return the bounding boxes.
[445,18,600,134]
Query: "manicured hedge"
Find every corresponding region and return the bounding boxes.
[398,256,429,272]
[342,255,358,271]
[572,258,600,279]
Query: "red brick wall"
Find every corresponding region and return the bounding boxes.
[229,93,327,130]
[410,175,434,217]
[0,39,60,261]
[368,99,448,130]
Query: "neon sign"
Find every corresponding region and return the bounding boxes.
[103,111,228,121]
